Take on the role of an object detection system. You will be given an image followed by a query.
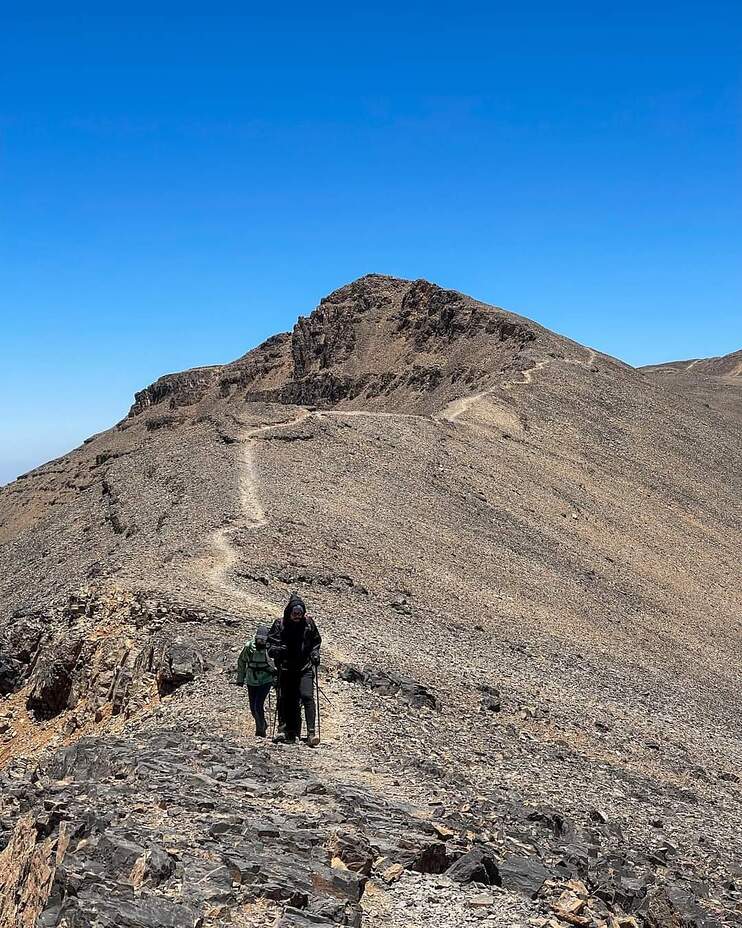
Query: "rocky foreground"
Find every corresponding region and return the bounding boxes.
[1,587,739,928]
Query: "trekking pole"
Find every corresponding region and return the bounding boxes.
[271,672,280,740]
[315,681,333,706]
[315,668,321,743]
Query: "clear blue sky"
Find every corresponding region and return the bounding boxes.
[1,4,740,484]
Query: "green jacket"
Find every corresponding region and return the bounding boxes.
[237,639,276,687]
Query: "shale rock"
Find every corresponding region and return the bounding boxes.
[337,664,439,710]
[498,854,552,897]
[445,847,500,885]
[155,640,206,695]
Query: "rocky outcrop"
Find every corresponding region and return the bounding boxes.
[128,366,222,418]
[0,815,61,928]
[123,275,551,415]
[154,640,206,696]
[0,718,451,928]
[274,275,540,409]
[0,616,44,697]
[4,587,209,729]
[396,278,536,348]
[26,634,86,720]
[337,663,440,710]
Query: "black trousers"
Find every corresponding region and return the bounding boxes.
[278,667,316,737]
[247,683,272,734]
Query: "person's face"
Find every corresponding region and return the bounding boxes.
[290,606,304,622]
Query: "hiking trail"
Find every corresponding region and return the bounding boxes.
[565,346,598,368]
[206,411,311,615]
[208,344,601,594]
[436,357,552,423]
[202,406,432,611]
[200,407,407,815]
[436,346,599,424]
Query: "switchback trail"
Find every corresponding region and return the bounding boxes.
[436,348,599,424]
[436,357,552,423]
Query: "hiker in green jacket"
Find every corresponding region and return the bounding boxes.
[236,624,276,737]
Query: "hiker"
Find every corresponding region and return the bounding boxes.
[267,593,321,746]
[236,624,276,737]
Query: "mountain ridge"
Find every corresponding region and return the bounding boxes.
[641,347,742,378]
[641,347,742,426]
[123,275,623,429]
[0,275,739,928]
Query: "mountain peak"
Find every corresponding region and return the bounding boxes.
[128,275,568,421]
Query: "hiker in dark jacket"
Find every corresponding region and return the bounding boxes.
[267,594,321,746]
[236,624,276,737]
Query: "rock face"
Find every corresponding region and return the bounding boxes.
[0,275,740,927]
[128,365,223,417]
[155,640,206,696]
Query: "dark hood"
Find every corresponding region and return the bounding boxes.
[283,593,307,622]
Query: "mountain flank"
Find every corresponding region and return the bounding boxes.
[0,275,740,928]
[642,348,742,426]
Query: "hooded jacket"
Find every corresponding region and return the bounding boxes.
[267,594,321,672]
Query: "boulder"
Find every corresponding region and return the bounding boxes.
[328,831,374,876]
[26,636,85,719]
[156,640,205,695]
[445,847,500,885]
[499,855,551,897]
[479,684,501,712]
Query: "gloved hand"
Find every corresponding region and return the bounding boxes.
[311,652,320,667]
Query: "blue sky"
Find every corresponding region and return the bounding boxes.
[1,4,740,484]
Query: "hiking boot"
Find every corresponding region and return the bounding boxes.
[255,727,267,738]
[306,731,320,747]
[272,732,296,744]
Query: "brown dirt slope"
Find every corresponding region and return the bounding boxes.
[0,275,740,928]
[642,348,742,426]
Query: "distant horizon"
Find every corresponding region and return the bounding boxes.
[2,7,740,485]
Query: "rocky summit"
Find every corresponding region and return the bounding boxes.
[0,275,740,928]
